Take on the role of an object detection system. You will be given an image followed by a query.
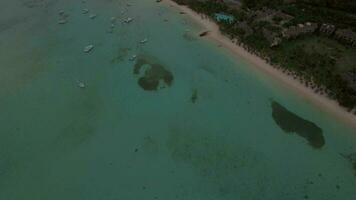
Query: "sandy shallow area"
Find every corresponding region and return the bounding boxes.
[164,0,356,128]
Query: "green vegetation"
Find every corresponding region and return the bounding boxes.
[241,0,283,9]
[298,0,356,13]
[173,0,356,110]
[243,0,356,13]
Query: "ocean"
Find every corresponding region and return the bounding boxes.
[0,0,355,199]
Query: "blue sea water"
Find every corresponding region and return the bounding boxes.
[0,0,355,199]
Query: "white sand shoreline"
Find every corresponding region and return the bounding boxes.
[164,0,356,128]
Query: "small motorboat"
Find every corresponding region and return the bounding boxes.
[58,19,67,24]
[199,31,209,37]
[77,81,86,89]
[83,45,94,53]
[124,17,133,23]
[129,55,137,61]
[140,38,148,44]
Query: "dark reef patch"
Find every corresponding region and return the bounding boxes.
[191,89,198,103]
[271,101,325,149]
[133,55,173,91]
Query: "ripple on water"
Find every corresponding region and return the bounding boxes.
[271,101,325,149]
[133,55,174,91]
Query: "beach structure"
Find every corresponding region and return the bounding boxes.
[235,21,253,38]
[334,29,356,46]
[262,28,281,47]
[282,22,318,39]
[342,71,356,92]
[283,0,296,3]
[319,23,336,36]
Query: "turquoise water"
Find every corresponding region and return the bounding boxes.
[0,0,356,199]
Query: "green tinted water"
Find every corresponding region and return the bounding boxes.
[0,0,355,199]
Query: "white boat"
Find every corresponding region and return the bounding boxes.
[124,17,133,23]
[83,45,94,53]
[129,55,137,61]
[82,8,89,14]
[58,19,67,24]
[110,17,116,22]
[89,14,97,19]
[140,38,148,44]
[78,81,86,88]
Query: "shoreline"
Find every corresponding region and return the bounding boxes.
[164,0,356,128]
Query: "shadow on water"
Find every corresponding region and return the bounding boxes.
[271,101,325,149]
[191,89,198,103]
[133,55,174,91]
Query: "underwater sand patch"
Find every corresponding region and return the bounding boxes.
[183,32,197,41]
[141,136,160,154]
[271,101,325,149]
[166,125,269,198]
[340,153,356,175]
[111,48,131,64]
[22,0,51,8]
[133,55,173,91]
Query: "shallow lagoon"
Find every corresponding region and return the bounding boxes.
[0,0,356,199]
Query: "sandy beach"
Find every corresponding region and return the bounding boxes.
[164,0,356,128]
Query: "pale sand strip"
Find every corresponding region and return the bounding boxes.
[164,0,356,128]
